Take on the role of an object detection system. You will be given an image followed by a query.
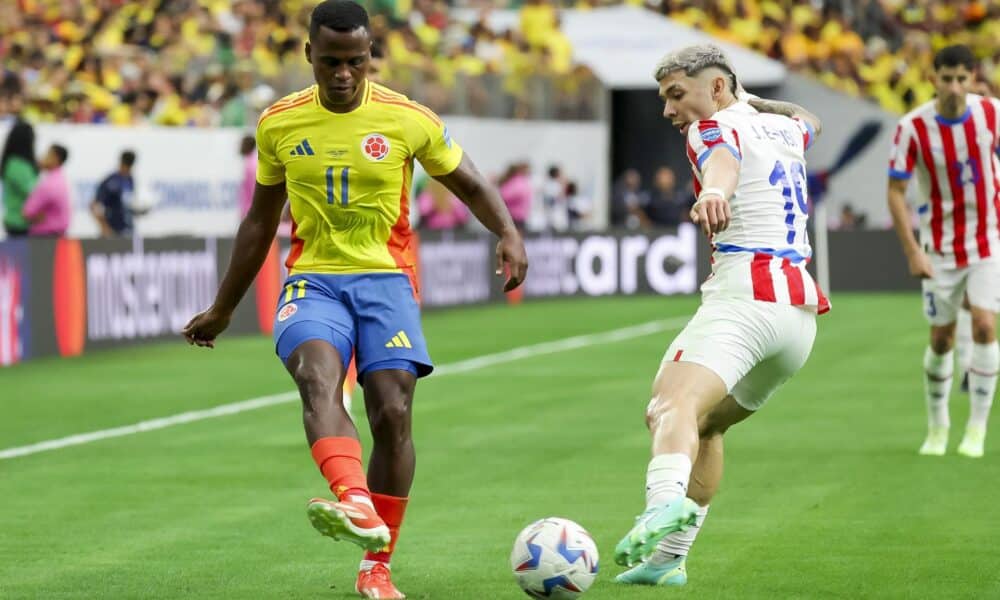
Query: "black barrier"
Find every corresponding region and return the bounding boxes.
[0,227,921,366]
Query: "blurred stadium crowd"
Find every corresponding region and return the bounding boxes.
[0,0,608,125]
[655,0,1000,113]
[2,0,998,128]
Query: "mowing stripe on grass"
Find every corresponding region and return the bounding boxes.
[0,317,687,460]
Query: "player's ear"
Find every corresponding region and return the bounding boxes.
[305,41,312,65]
[712,75,725,100]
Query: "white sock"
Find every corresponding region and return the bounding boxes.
[650,503,709,564]
[923,347,953,429]
[645,453,692,508]
[956,309,973,374]
[968,341,999,429]
[359,559,387,572]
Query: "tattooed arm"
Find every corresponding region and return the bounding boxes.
[748,98,823,139]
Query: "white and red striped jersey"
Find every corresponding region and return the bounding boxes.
[685,102,830,314]
[889,94,1000,268]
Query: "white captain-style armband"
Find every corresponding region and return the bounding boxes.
[695,187,728,206]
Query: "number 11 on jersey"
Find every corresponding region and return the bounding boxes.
[326,166,349,206]
[769,160,808,243]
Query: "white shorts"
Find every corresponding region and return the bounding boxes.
[922,259,1000,326]
[663,297,817,411]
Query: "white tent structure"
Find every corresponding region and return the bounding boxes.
[560,5,786,89]
[458,5,786,89]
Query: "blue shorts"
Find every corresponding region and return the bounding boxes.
[273,273,433,380]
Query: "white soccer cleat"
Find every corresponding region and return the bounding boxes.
[957,426,986,458]
[918,426,949,456]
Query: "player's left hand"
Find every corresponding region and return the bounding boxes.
[690,193,731,237]
[496,230,528,291]
[182,306,231,349]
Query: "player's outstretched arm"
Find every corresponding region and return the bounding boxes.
[434,154,528,291]
[887,177,933,279]
[748,98,823,139]
[182,181,287,347]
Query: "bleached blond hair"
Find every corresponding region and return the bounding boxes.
[652,44,738,93]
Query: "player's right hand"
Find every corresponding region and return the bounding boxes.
[496,229,529,291]
[182,307,231,349]
[690,194,731,237]
[906,250,934,279]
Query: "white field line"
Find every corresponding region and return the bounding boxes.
[0,317,688,461]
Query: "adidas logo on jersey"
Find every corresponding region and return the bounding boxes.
[290,139,315,156]
[385,330,412,349]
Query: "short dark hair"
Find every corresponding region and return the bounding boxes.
[240,134,256,155]
[121,150,136,167]
[309,0,370,38]
[0,73,22,98]
[51,144,68,165]
[934,45,976,72]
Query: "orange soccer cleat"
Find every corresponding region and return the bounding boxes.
[356,563,405,599]
[306,498,390,552]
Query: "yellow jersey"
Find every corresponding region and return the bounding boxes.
[255,81,464,282]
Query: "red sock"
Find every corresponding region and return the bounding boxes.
[310,437,371,502]
[364,493,408,564]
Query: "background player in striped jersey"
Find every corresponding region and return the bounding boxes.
[613,44,826,587]
[887,44,1000,458]
[182,2,528,598]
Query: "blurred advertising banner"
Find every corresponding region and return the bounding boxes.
[9,119,607,242]
[417,225,698,308]
[1,227,695,366]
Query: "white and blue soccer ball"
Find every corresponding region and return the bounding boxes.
[510,517,599,599]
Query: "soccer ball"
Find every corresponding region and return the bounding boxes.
[510,517,599,599]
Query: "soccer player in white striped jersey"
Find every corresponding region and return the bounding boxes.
[887,45,1000,459]
[613,44,827,587]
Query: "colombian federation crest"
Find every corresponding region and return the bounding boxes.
[277,303,298,322]
[361,133,390,161]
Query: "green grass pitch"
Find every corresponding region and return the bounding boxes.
[2,294,999,599]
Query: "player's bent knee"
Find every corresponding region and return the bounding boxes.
[288,356,345,413]
[929,330,955,354]
[645,394,697,432]
[368,400,412,447]
[971,318,996,343]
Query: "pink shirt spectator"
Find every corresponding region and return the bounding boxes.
[239,151,256,218]
[499,172,532,226]
[417,189,468,230]
[23,166,70,236]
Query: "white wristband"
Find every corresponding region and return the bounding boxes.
[697,187,727,203]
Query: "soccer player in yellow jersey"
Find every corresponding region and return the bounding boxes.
[182,2,528,598]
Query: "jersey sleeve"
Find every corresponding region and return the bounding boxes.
[254,118,285,186]
[406,105,464,177]
[888,120,918,180]
[94,176,112,206]
[988,97,1000,148]
[686,120,742,175]
[791,117,816,150]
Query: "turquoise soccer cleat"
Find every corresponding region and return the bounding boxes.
[615,556,687,586]
[613,497,698,566]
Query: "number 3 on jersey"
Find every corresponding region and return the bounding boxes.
[326,166,349,206]
[769,160,808,243]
